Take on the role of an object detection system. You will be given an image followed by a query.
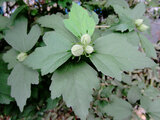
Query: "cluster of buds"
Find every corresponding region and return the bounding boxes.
[17,52,28,62]
[135,19,149,32]
[71,34,94,57]
[134,106,146,120]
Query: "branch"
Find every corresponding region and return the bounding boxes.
[95,25,110,28]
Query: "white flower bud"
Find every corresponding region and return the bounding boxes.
[135,19,143,26]
[17,52,27,62]
[71,44,84,56]
[138,24,149,32]
[81,34,91,45]
[85,45,94,54]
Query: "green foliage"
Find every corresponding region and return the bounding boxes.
[24,31,72,75]
[3,16,41,111]
[0,55,13,104]
[10,5,28,24]
[0,15,10,31]
[103,96,132,120]
[46,98,60,110]
[8,63,39,111]
[0,1,159,120]
[143,86,160,99]
[5,17,41,52]
[58,0,72,8]
[64,3,96,38]
[113,3,146,32]
[50,62,99,120]
[141,96,160,120]
[107,0,129,8]
[146,0,160,7]
[127,86,141,104]
[139,33,157,59]
[3,49,19,69]
[90,33,155,81]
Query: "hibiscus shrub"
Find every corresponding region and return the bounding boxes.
[0,0,159,120]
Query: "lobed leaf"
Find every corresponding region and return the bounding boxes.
[113,3,146,32]
[141,96,160,120]
[127,86,141,104]
[24,31,73,75]
[8,63,39,111]
[103,96,132,120]
[106,0,129,8]
[4,17,41,52]
[63,2,96,38]
[37,14,77,43]
[2,49,19,70]
[139,34,157,59]
[50,62,99,120]
[90,33,156,80]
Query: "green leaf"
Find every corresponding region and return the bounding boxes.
[121,73,132,85]
[0,74,13,104]
[103,31,140,46]
[63,2,96,38]
[2,49,19,70]
[10,5,28,24]
[143,86,160,99]
[113,5,134,32]
[37,14,66,30]
[142,16,151,34]
[140,96,151,111]
[139,34,157,59]
[37,14,76,43]
[5,17,41,52]
[130,3,146,19]
[91,53,122,80]
[50,62,99,120]
[0,33,4,40]
[24,31,72,75]
[58,0,72,8]
[0,15,10,31]
[106,0,129,8]
[141,96,160,120]
[113,3,146,32]
[0,54,13,104]
[90,11,99,25]
[90,33,156,80]
[8,63,39,111]
[103,96,132,120]
[125,31,140,46]
[146,0,159,7]
[105,15,119,26]
[46,98,60,110]
[127,86,141,104]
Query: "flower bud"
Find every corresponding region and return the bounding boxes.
[135,19,143,26]
[85,45,94,54]
[138,24,149,32]
[81,34,91,45]
[17,52,27,62]
[71,44,84,56]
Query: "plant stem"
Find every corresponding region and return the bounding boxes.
[95,25,110,28]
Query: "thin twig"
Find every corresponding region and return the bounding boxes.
[95,25,110,28]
